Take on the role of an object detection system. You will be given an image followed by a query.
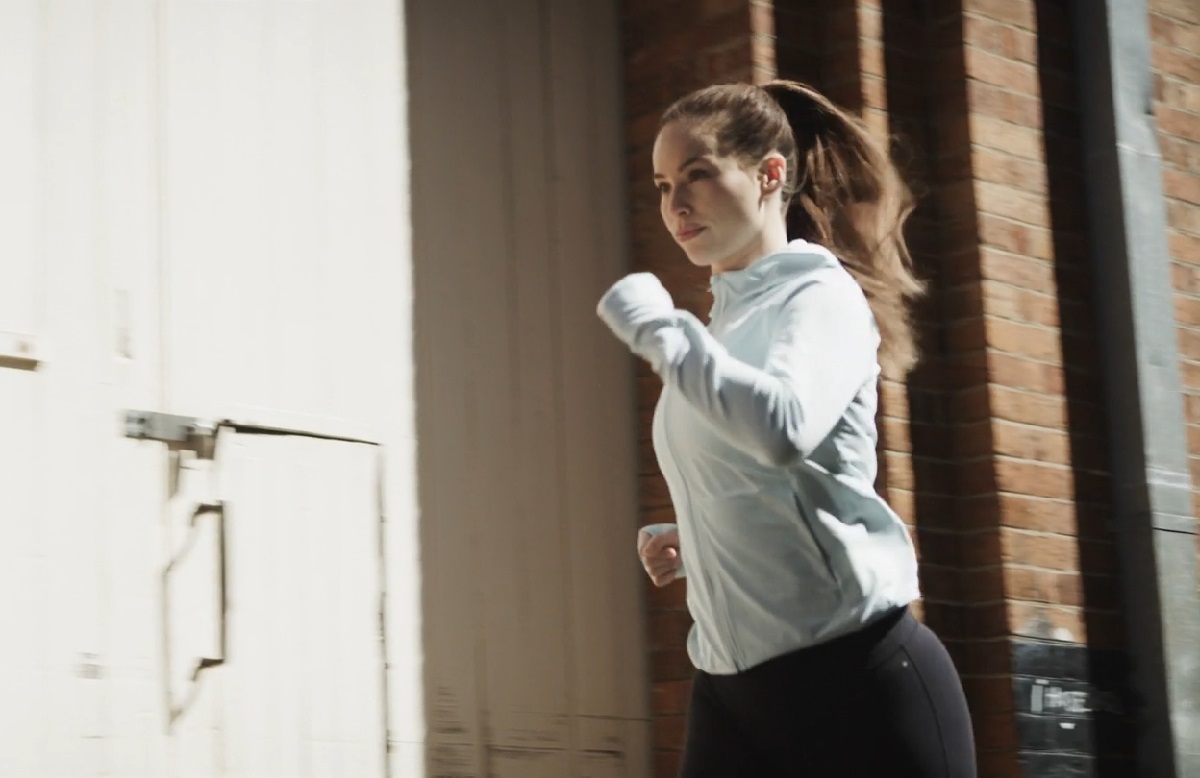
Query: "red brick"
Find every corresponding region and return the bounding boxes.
[988,385,1067,429]
[1159,134,1200,171]
[1165,168,1200,205]
[1151,0,1200,26]
[1158,104,1200,143]
[1152,11,1200,50]
[986,317,1062,363]
[947,317,988,353]
[637,374,663,406]
[988,352,1065,394]
[1187,423,1200,455]
[1185,393,1200,424]
[858,4,883,41]
[999,527,1080,571]
[976,247,1057,289]
[982,281,1060,327]
[991,421,1070,465]
[1153,42,1200,83]
[648,609,693,651]
[772,7,820,51]
[963,601,1012,639]
[887,486,916,524]
[653,750,682,777]
[1167,200,1200,235]
[626,8,752,66]
[638,440,658,473]
[955,564,1003,602]
[960,638,1014,676]
[1171,229,1200,264]
[970,114,1043,160]
[1180,359,1200,389]
[978,215,1055,260]
[973,710,1019,751]
[879,378,914,420]
[883,446,916,489]
[881,416,914,453]
[639,475,672,508]
[993,458,1074,501]
[645,579,687,609]
[1156,73,1195,109]
[972,146,1048,194]
[942,283,985,323]
[921,599,966,641]
[962,14,1038,62]
[649,648,693,682]
[652,713,687,750]
[975,181,1052,228]
[1007,601,1086,643]
[961,2,1035,32]
[921,560,966,596]
[641,506,676,526]
[862,72,888,111]
[650,679,692,715]
[749,0,774,37]
[1176,295,1200,327]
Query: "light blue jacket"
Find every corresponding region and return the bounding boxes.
[598,239,920,675]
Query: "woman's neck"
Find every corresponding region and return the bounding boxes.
[711,221,790,275]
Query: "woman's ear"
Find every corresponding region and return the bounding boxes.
[761,155,787,193]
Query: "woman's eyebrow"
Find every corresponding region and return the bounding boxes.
[653,155,707,180]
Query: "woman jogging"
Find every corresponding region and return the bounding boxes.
[597,81,976,776]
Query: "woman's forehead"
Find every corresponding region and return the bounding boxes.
[653,121,717,168]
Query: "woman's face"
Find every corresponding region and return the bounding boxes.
[652,120,784,274]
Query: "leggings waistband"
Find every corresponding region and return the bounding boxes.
[735,606,919,678]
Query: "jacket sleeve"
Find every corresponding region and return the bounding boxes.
[598,270,879,467]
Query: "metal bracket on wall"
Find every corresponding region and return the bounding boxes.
[123,410,218,457]
[0,330,40,370]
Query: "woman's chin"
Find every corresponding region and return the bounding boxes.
[681,247,720,269]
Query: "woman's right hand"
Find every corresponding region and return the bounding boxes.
[637,524,682,587]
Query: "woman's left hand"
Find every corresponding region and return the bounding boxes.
[596,273,676,350]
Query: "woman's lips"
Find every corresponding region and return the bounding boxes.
[676,226,705,242]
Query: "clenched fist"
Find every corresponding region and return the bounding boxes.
[637,523,683,587]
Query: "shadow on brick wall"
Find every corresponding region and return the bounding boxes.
[1033,0,1137,772]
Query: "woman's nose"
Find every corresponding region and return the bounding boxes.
[670,188,690,216]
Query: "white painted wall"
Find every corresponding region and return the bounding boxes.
[0,0,643,774]
[408,1,650,776]
[0,1,421,775]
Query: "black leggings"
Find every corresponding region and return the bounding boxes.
[680,607,976,777]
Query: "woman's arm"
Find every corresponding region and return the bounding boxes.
[598,270,878,467]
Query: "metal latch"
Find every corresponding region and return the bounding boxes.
[123,411,218,455]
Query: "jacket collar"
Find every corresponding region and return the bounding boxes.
[710,239,840,316]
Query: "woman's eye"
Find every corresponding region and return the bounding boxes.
[687,168,709,181]
[657,182,670,194]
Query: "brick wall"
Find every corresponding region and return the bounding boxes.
[1150,0,1200,531]
[617,2,1184,775]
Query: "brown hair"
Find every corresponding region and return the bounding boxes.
[660,80,925,378]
